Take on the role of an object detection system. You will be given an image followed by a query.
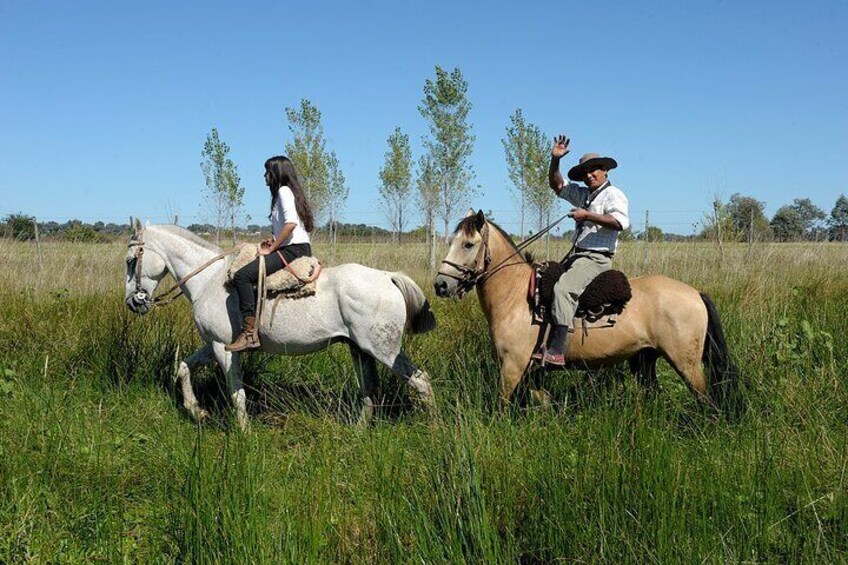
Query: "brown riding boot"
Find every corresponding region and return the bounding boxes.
[225,316,260,352]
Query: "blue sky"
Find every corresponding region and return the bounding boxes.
[1,0,846,235]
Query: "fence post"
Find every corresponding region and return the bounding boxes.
[33,217,43,272]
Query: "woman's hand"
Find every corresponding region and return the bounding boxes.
[258,245,273,256]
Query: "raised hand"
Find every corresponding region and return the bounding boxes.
[551,134,570,158]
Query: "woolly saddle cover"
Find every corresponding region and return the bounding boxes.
[226,243,319,298]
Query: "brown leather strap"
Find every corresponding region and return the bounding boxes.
[275,250,323,284]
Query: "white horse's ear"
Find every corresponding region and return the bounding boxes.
[133,217,143,234]
[145,220,150,227]
[464,208,475,218]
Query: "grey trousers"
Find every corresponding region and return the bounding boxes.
[551,250,612,327]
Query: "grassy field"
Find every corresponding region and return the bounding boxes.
[0,236,846,563]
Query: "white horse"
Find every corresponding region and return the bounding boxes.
[123,220,436,429]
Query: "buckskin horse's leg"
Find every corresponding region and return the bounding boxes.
[176,343,214,422]
[498,352,530,408]
[212,342,249,431]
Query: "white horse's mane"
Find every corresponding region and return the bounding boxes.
[150,224,222,253]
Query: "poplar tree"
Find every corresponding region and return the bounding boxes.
[416,154,441,268]
[502,109,552,235]
[325,150,349,248]
[419,66,475,240]
[378,127,413,242]
[285,99,331,221]
[828,194,848,241]
[201,127,244,245]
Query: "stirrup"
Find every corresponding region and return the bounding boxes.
[542,351,566,366]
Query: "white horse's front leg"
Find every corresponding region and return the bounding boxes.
[212,342,249,431]
[391,350,435,410]
[176,343,215,422]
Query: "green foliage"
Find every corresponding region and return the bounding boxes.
[2,213,36,240]
[419,66,476,238]
[285,99,349,224]
[502,109,551,234]
[828,194,848,241]
[771,205,805,241]
[772,198,826,241]
[378,127,413,238]
[727,193,771,240]
[0,367,15,397]
[765,289,835,370]
[63,220,106,243]
[201,127,245,245]
[324,149,348,229]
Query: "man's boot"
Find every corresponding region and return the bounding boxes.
[542,324,569,366]
[225,316,260,352]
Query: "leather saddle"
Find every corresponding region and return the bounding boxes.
[529,261,632,326]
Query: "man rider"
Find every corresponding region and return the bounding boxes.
[535,134,630,366]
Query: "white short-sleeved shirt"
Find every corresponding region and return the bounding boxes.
[271,185,311,246]
[557,180,629,254]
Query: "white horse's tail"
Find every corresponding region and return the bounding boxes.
[390,272,437,334]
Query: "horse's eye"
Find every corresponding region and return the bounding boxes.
[464,242,474,250]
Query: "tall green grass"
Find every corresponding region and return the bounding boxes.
[0,239,846,562]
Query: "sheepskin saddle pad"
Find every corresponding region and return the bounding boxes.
[226,243,320,299]
[532,262,632,323]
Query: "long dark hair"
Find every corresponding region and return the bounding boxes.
[265,155,315,233]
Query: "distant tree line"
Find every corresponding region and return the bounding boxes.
[701,193,848,242]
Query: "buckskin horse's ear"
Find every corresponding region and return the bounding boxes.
[464,208,475,218]
[474,209,485,230]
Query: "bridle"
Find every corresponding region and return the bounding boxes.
[128,231,239,308]
[438,214,570,294]
[437,227,492,293]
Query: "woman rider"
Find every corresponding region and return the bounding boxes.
[225,155,314,352]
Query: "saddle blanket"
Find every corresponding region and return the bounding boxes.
[226,243,320,299]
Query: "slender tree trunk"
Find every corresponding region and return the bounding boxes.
[231,211,236,247]
[33,218,43,273]
[520,194,525,237]
[427,210,436,270]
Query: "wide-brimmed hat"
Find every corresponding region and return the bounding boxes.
[567,153,618,181]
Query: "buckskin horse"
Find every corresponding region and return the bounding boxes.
[124,220,436,429]
[434,210,739,411]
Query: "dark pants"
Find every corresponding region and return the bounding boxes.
[232,243,312,318]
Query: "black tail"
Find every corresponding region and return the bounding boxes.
[700,293,744,415]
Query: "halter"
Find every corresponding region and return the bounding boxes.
[438,214,569,293]
[437,228,492,293]
[128,232,239,308]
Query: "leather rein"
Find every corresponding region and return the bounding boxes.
[437,214,569,292]
[130,234,239,307]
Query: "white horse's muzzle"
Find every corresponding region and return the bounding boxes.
[126,291,152,315]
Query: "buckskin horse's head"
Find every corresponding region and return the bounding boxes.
[434,209,491,299]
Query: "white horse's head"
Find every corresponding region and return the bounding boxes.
[124,218,167,315]
[434,209,490,299]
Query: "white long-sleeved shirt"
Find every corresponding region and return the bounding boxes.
[270,185,311,246]
[557,180,629,254]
